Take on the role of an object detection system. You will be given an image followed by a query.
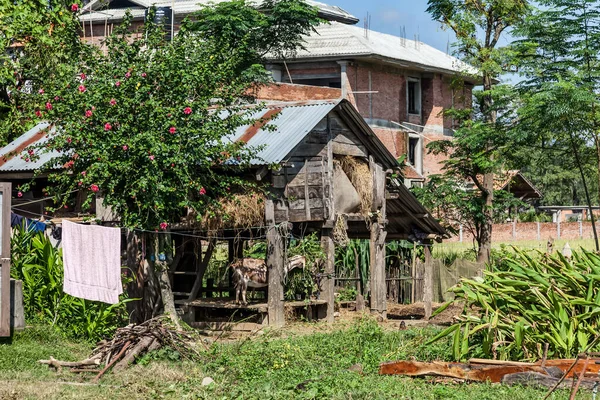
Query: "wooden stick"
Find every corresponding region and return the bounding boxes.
[39,356,101,369]
[113,336,154,372]
[569,355,591,400]
[469,358,535,367]
[541,343,549,368]
[93,341,131,383]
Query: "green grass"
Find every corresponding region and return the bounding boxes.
[0,319,585,399]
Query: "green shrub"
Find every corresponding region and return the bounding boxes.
[429,248,600,361]
[10,224,131,341]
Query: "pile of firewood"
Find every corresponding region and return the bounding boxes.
[39,317,203,382]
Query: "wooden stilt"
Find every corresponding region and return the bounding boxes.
[321,228,335,323]
[423,244,433,320]
[266,200,285,327]
[369,217,387,319]
[369,157,387,320]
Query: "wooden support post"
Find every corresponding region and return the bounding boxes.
[0,183,12,337]
[266,200,285,327]
[423,245,433,320]
[321,228,335,323]
[369,218,387,319]
[10,279,24,332]
[369,157,387,320]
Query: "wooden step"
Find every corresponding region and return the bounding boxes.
[191,321,263,332]
[172,292,191,296]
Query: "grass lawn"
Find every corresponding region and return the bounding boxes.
[0,318,585,400]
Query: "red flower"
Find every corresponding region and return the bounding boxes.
[27,149,34,156]
[141,72,147,78]
[90,184,99,193]
[54,96,60,101]
[85,110,92,118]
[199,187,207,195]
[169,126,176,134]
[78,85,86,93]
[81,171,87,176]
[65,160,74,169]
[78,181,83,186]
[123,145,128,151]
[80,73,86,80]
[17,191,22,198]
[149,155,155,161]
[35,110,42,118]
[38,89,44,94]
[115,81,121,87]
[110,98,117,106]
[160,222,168,230]
[125,72,131,78]
[71,3,78,12]
[104,123,112,131]
[183,107,192,115]
[45,102,52,110]
[67,137,72,143]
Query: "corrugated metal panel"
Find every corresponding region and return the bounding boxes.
[290,22,477,76]
[81,0,357,23]
[226,100,339,165]
[0,123,60,172]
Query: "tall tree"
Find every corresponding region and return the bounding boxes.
[426,0,529,262]
[17,0,320,229]
[0,0,82,142]
[513,0,600,250]
[11,0,320,323]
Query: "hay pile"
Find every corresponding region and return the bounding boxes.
[337,156,373,216]
[201,193,265,233]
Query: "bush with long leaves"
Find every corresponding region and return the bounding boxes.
[10,225,132,341]
[429,248,600,361]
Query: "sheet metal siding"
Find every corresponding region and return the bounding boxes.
[0,123,59,172]
[228,102,338,165]
[292,23,477,76]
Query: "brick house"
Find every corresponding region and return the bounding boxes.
[79,0,476,187]
[265,22,477,186]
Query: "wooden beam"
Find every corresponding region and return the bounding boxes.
[321,229,335,323]
[423,245,433,320]
[0,183,11,337]
[266,200,285,327]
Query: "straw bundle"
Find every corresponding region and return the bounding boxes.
[337,156,373,216]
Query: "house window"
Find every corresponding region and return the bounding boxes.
[408,137,418,166]
[407,79,421,115]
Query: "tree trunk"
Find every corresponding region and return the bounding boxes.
[477,173,494,264]
[477,74,495,265]
[153,233,180,330]
[126,231,160,323]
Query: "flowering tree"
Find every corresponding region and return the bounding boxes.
[0,0,82,141]
[19,1,320,230]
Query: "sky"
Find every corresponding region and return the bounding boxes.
[332,0,454,53]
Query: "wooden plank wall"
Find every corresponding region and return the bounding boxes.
[271,111,370,224]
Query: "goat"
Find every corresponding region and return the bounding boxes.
[231,255,306,305]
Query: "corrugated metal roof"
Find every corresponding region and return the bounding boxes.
[0,123,60,172]
[0,101,339,171]
[289,22,477,76]
[81,0,358,24]
[226,100,339,165]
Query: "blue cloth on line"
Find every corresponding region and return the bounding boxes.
[11,212,46,232]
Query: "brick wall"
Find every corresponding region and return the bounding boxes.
[346,63,407,123]
[255,83,341,102]
[422,133,450,176]
[446,221,599,243]
[371,127,408,159]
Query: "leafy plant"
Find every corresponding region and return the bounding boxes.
[429,248,600,361]
[10,224,131,341]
